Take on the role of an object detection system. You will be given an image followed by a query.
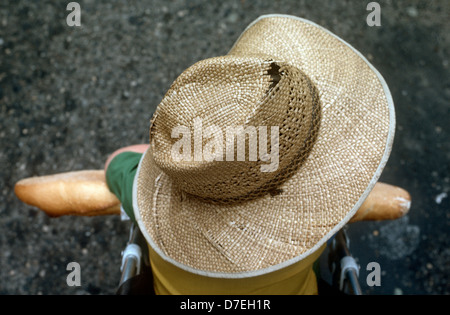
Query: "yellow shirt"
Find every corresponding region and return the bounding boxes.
[148,244,326,295]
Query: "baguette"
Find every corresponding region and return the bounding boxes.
[350,182,411,222]
[15,170,410,222]
[14,170,120,217]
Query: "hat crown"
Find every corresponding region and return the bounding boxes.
[150,55,321,202]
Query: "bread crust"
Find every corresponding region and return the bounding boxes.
[14,170,120,217]
[350,182,411,222]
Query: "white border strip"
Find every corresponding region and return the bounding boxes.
[133,14,396,279]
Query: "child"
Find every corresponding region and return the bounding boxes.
[104,14,395,295]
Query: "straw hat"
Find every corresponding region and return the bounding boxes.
[133,15,395,277]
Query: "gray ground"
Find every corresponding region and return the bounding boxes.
[1,0,448,295]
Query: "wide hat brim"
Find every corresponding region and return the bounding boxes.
[133,15,395,277]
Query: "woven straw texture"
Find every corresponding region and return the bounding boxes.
[150,55,322,203]
[135,16,392,274]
